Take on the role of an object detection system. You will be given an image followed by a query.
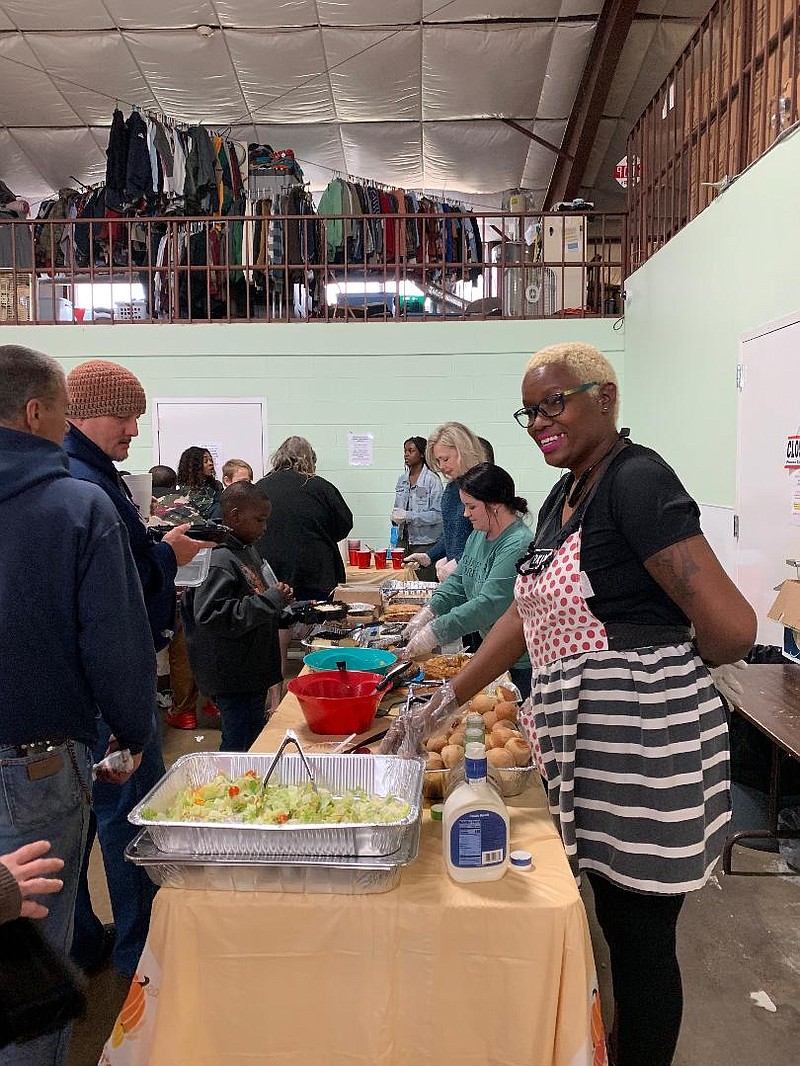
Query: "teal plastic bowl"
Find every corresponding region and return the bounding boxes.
[302,647,398,675]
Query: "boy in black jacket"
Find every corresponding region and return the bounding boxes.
[182,482,293,751]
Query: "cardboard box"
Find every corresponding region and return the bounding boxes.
[767,580,800,663]
[334,586,383,608]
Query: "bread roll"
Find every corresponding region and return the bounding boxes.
[426,752,445,770]
[505,736,532,767]
[426,734,449,754]
[491,725,517,747]
[482,710,498,731]
[448,727,466,748]
[487,748,515,768]
[470,692,496,715]
[441,744,465,769]
[493,701,518,723]
[495,685,517,703]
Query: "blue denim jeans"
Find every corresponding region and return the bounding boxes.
[213,692,269,752]
[0,740,92,1066]
[71,714,164,977]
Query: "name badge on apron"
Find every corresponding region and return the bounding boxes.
[517,546,557,577]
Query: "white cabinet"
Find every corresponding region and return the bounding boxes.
[541,215,586,312]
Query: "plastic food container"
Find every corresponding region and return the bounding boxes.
[174,547,211,587]
[288,670,385,734]
[303,648,398,676]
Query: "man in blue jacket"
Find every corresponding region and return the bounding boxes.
[0,344,155,1066]
[63,359,210,979]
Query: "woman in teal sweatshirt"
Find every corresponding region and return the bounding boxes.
[402,463,533,697]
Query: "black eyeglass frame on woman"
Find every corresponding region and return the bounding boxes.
[512,381,600,428]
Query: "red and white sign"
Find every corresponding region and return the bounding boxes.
[785,435,800,469]
[614,156,628,189]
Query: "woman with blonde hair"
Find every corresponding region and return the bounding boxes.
[386,341,756,1066]
[405,421,489,582]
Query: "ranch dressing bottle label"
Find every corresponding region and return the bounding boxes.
[443,742,509,882]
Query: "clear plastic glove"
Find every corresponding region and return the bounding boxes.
[404,624,439,660]
[391,508,407,523]
[435,557,458,581]
[401,604,435,641]
[404,552,431,569]
[709,660,747,706]
[380,681,460,758]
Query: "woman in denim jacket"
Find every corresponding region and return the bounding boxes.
[392,436,443,582]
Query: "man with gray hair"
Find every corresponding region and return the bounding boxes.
[0,344,154,1066]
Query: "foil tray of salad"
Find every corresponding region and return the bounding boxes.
[125,817,420,895]
[128,752,424,860]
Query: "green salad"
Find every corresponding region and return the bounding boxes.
[141,770,410,825]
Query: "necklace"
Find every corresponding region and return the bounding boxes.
[565,433,627,508]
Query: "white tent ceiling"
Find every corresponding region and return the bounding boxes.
[0,1,710,210]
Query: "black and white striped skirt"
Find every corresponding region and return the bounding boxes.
[527,642,731,894]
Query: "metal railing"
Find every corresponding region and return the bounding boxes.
[628,0,799,269]
[0,211,626,325]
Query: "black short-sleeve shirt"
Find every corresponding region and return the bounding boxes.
[534,443,702,627]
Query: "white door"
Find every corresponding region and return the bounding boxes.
[153,398,269,480]
[736,313,800,643]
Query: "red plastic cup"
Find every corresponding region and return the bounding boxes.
[391,549,404,570]
[374,550,388,569]
[348,547,360,566]
[73,307,86,322]
[356,549,371,569]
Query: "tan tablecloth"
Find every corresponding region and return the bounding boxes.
[100,699,606,1066]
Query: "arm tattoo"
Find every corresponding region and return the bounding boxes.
[650,540,700,605]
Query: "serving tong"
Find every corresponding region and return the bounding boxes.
[261,729,319,796]
[334,658,418,695]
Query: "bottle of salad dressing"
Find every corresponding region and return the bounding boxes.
[443,742,509,882]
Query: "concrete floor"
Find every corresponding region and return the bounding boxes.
[69,715,800,1066]
[583,847,800,1066]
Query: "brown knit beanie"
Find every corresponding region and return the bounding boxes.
[67,360,147,419]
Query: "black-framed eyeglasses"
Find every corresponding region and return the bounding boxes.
[512,381,599,428]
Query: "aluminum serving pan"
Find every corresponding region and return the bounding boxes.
[125,817,420,895]
[380,580,438,605]
[128,752,424,859]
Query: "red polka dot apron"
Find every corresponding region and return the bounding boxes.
[511,480,730,893]
[515,528,606,775]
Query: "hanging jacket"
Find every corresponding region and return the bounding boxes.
[105,108,129,211]
[125,111,154,204]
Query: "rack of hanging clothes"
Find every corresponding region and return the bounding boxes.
[246,144,319,319]
[315,176,483,283]
[28,109,250,318]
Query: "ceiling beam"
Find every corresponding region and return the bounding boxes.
[544,0,640,207]
[499,117,572,160]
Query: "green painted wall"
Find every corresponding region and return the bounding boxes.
[7,319,622,544]
[624,128,800,507]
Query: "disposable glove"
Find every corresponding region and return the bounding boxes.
[435,557,458,581]
[403,624,439,660]
[391,508,407,523]
[379,681,461,758]
[709,660,747,706]
[400,604,435,641]
[404,552,431,568]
